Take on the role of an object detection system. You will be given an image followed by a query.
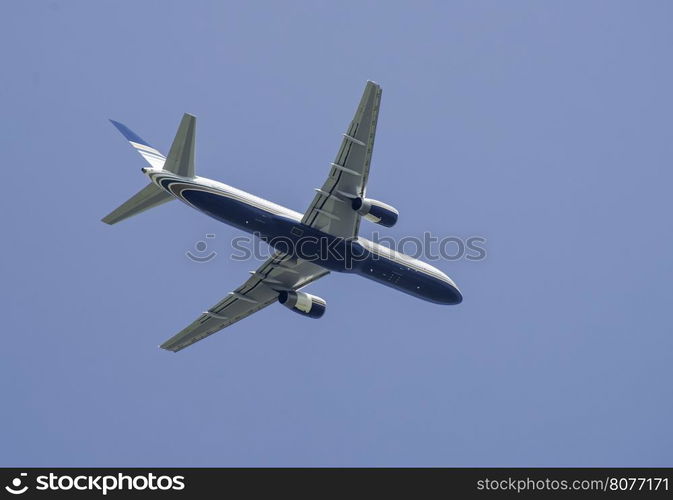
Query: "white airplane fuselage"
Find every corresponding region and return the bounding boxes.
[144,168,462,305]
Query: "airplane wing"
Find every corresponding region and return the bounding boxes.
[301,81,382,238]
[160,253,329,352]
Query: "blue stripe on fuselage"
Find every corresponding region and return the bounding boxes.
[180,186,461,305]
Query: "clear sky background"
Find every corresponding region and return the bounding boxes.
[2,1,672,466]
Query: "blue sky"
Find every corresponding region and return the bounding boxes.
[2,1,672,466]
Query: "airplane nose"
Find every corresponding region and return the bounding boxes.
[434,269,462,304]
[427,279,463,305]
[421,265,463,305]
[447,284,463,305]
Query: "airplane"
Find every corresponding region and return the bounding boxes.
[103,81,462,352]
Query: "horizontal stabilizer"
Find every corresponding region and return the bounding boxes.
[109,120,166,169]
[102,183,173,225]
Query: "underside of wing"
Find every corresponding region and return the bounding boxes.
[302,81,382,238]
[160,253,328,352]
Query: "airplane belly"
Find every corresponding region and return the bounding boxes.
[180,188,277,234]
[354,252,462,305]
[170,191,460,305]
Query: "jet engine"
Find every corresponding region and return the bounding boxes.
[278,291,326,318]
[352,197,399,227]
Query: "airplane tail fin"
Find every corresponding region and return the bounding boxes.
[108,113,196,176]
[163,113,196,177]
[102,114,197,224]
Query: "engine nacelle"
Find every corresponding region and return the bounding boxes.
[352,197,399,227]
[278,291,326,318]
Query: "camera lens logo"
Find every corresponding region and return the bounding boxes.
[186,234,217,262]
[5,473,28,495]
